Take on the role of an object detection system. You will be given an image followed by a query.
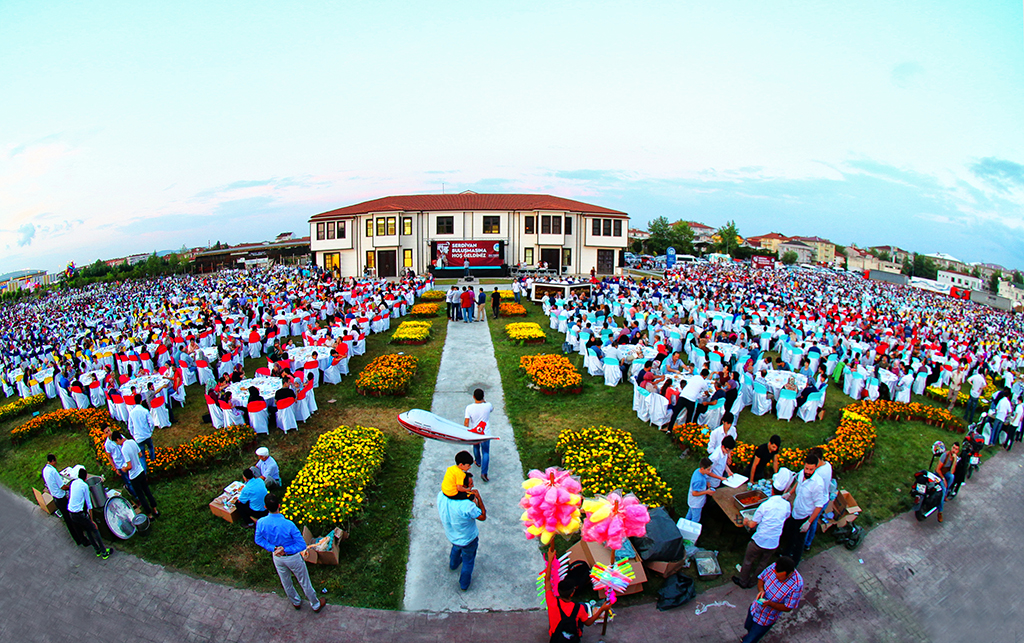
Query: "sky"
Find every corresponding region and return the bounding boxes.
[2,0,1023,274]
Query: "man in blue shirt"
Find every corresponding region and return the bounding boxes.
[437,486,487,591]
[236,468,268,528]
[254,494,325,612]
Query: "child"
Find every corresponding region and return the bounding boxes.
[441,451,476,499]
[686,457,716,523]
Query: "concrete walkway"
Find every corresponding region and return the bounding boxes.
[403,316,542,612]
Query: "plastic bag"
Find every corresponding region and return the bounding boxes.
[656,573,696,611]
[631,507,684,562]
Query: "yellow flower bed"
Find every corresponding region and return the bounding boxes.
[496,290,515,301]
[409,303,440,317]
[281,425,386,528]
[355,354,419,396]
[926,385,991,410]
[0,394,46,423]
[506,322,546,344]
[520,354,582,392]
[499,302,528,316]
[420,290,446,301]
[557,425,673,508]
[391,320,432,344]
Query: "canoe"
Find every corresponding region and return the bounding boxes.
[397,409,500,445]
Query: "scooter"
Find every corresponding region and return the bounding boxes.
[911,470,944,522]
[961,425,986,480]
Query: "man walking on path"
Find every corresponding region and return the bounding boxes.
[437,484,486,591]
[490,287,501,318]
[465,388,494,482]
[739,557,804,643]
[254,494,326,613]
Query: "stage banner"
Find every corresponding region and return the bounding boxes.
[434,241,504,268]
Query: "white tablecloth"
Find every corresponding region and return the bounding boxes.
[288,346,327,369]
[708,342,740,362]
[119,374,171,396]
[226,377,282,407]
[764,371,807,398]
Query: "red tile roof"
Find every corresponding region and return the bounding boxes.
[310,193,626,220]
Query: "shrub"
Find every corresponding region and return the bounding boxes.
[557,425,673,508]
[506,322,546,344]
[355,354,419,396]
[409,303,440,318]
[0,394,46,423]
[519,354,582,392]
[391,320,432,344]
[420,290,446,301]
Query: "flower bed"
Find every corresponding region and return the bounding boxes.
[673,399,963,472]
[499,302,528,316]
[0,394,46,423]
[280,424,387,528]
[520,354,582,393]
[925,385,991,411]
[506,322,546,345]
[409,303,440,318]
[391,320,432,345]
[420,290,446,301]
[355,354,418,396]
[496,290,515,301]
[10,409,254,477]
[556,425,673,508]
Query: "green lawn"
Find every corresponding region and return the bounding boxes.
[0,313,448,609]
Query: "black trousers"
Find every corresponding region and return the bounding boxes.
[130,470,157,515]
[70,510,106,555]
[680,398,698,426]
[235,501,268,526]
[780,516,808,566]
[54,495,86,546]
[447,302,457,320]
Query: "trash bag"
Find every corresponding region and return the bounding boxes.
[656,573,696,611]
[632,507,684,562]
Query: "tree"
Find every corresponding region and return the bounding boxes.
[901,256,912,276]
[989,270,1002,293]
[781,251,798,265]
[971,265,982,279]
[869,249,891,261]
[1014,271,1023,285]
[714,220,740,256]
[646,217,694,256]
[911,253,938,280]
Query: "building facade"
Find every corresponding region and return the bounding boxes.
[790,236,837,264]
[937,270,982,291]
[747,232,789,254]
[308,193,629,278]
[777,240,815,264]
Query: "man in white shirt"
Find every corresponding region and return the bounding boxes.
[708,436,735,489]
[679,369,711,425]
[965,370,987,423]
[67,468,112,559]
[465,388,494,482]
[803,447,832,550]
[115,431,159,520]
[733,469,793,588]
[990,390,1012,446]
[43,454,87,546]
[780,455,825,567]
[127,394,155,466]
[706,412,737,455]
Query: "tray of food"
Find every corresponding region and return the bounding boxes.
[740,508,757,523]
[693,550,722,579]
[733,490,768,511]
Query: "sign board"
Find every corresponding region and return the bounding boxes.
[433,241,503,268]
[666,247,676,268]
[751,256,773,269]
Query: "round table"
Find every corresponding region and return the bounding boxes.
[288,346,328,369]
[226,377,282,407]
[764,371,807,398]
[119,374,171,397]
[708,342,740,362]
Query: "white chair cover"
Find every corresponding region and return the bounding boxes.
[751,383,771,416]
[698,399,725,430]
[776,390,797,421]
[797,392,824,422]
[648,393,672,428]
[585,350,603,377]
[276,401,298,432]
[603,358,621,387]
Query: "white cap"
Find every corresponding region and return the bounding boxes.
[772,468,794,492]
[255,447,269,457]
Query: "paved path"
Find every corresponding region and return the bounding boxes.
[403,316,542,612]
[3,432,1022,641]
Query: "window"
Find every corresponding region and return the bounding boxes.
[402,217,412,235]
[524,216,535,234]
[541,216,551,235]
[386,217,396,235]
[564,216,572,235]
[563,249,571,266]
[326,221,335,240]
[365,251,375,268]
[613,220,622,237]
[316,222,325,240]
[436,216,454,235]
[324,252,340,271]
[483,216,500,234]
[552,216,561,235]
[524,248,534,264]
[592,218,601,236]
[366,219,373,237]
[403,249,413,267]
[337,221,346,238]
[603,219,612,236]
[376,218,386,236]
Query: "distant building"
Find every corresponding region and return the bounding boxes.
[997,280,1024,310]
[867,245,910,264]
[937,270,982,291]
[192,236,311,273]
[0,269,49,291]
[747,232,789,254]
[790,236,836,264]
[777,240,815,264]
[926,252,967,274]
[627,228,650,241]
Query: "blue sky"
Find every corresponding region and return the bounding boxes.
[2,0,1022,274]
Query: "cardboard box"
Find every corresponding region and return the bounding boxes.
[209,498,238,523]
[823,490,860,532]
[643,559,688,578]
[301,527,347,565]
[566,539,646,595]
[33,487,57,514]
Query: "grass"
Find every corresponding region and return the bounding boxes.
[485,300,983,603]
[0,312,448,610]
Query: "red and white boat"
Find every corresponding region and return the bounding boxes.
[397,409,500,445]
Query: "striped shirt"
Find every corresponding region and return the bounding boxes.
[750,563,803,626]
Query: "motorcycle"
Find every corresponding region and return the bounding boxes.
[961,426,986,480]
[911,470,944,522]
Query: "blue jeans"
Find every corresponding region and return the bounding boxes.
[942,472,953,497]
[803,515,819,549]
[742,609,774,643]
[119,471,138,500]
[965,396,979,423]
[462,306,472,322]
[685,506,702,523]
[514,292,521,304]
[449,537,479,590]
[473,441,490,478]
[937,478,947,512]
[990,418,1004,445]
[139,437,155,469]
